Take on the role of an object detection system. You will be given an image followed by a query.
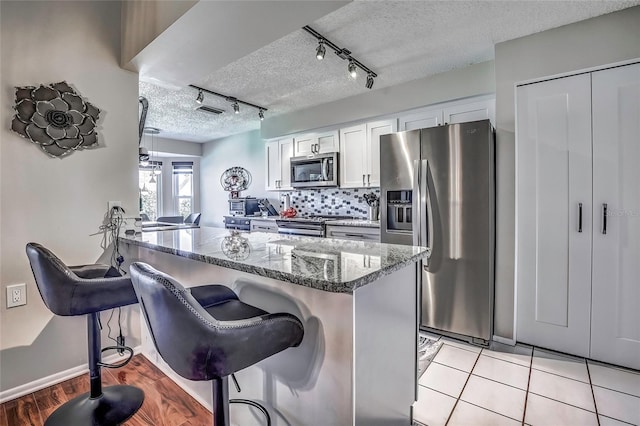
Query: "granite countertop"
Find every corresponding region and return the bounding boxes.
[120,227,428,294]
[325,219,380,228]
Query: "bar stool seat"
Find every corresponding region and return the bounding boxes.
[129,262,304,426]
[26,243,144,426]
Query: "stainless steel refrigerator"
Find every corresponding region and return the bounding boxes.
[380,120,495,344]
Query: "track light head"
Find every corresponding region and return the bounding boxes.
[259,109,265,120]
[233,102,240,114]
[196,89,204,104]
[316,40,326,60]
[366,73,375,89]
[348,60,357,79]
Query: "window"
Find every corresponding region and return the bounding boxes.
[139,162,162,220]
[173,162,193,218]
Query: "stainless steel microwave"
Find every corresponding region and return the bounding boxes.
[290,152,338,188]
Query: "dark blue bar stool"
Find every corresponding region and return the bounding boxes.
[25,243,144,425]
[129,262,304,426]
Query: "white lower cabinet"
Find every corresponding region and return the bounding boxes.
[250,219,278,233]
[326,225,380,242]
[516,62,640,369]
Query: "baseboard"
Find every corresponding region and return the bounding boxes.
[492,335,516,346]
[147,356,213,413]
[0,345,142,404]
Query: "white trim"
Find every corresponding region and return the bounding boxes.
[147,357,213,413]
[492,335,516,346]
[515,58,640,87]
[0,345,142,404]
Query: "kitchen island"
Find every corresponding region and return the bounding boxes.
[120,227,429,425]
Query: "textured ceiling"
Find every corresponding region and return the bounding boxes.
[139,0,640,143]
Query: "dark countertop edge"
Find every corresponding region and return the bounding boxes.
[120,237,428,294]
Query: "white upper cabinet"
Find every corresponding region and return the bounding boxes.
[443,98,495,126]
[265,137,293,191]
[366,119,397,187]
[399,106,442,131]
[339,124,367,188]
[398,97,495,131]
[293,130,339,157]
[340,119,397,188]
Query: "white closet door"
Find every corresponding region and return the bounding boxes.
[591,63,640,370]
[516,74,593,356]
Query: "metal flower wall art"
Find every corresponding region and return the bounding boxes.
[11,81,100,158]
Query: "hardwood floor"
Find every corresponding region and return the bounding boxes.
[0,355,213,426]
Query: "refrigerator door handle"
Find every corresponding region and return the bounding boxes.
[413,159,421,246]
[420,159,429,250]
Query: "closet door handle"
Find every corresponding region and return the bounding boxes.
[578,203,583,233]
[602,203,608,234]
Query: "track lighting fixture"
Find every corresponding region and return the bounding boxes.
[316,39,326,60]
[302,26,377,89]
[196,89,204,104]
[366,73,375,89]
[348,60,357,79]
[188,85,267,121]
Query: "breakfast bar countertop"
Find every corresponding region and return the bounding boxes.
[120,227,428,293]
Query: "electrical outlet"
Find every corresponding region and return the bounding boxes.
[7,283,26,308]
[108,201,122,211]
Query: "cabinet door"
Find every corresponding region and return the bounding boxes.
[366,119,397,187]
[590,63,640,370]
[443,98,495,126]
[317,130,339,153]
[339,124,367,188]
[293,134,315,156]
[399,108,442,131]
[516,74,593,357]
[279,138,294,189]
[265,140,281,191]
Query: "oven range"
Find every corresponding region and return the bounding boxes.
[276,215,354,237]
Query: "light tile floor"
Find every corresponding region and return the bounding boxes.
[414,337,640,426]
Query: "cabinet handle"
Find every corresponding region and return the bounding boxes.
[362,174,366,186]
[578,203,583,233]
[367,174,370,185]
[602,203,608,235]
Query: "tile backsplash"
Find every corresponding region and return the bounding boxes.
[281,188,380,218]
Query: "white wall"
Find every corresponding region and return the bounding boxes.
[201,130,279,228]
[0,1,140,392]
[261,60,495,139]
[144,135,202,157]
[121,0,198,67]
[493,6,640,339]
